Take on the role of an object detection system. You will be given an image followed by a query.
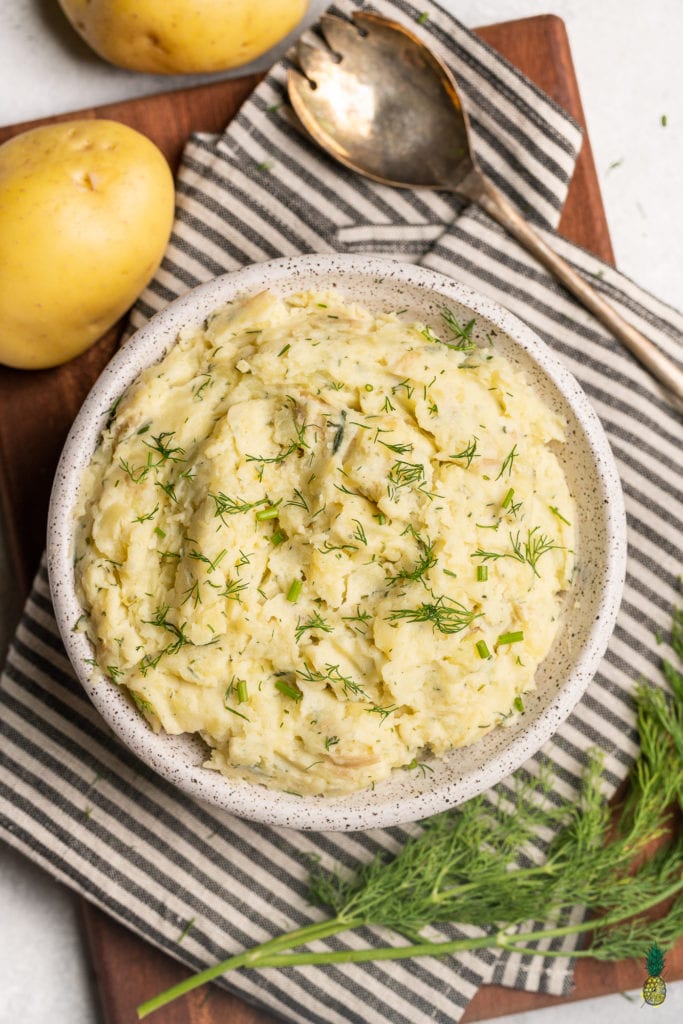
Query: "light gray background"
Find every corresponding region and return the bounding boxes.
[1,2,681,1022]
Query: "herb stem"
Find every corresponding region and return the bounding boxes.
[136,917,353,1018]
[139,873,683,1017]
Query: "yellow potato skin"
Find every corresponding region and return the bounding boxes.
[58,0,309,74]
[0,120,175,370]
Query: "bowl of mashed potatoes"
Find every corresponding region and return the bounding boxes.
[47,254,626,830]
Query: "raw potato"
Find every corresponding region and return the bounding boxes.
[0,120,175,370]
[58,0,309,74]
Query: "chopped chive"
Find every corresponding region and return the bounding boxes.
[154,526,166,539]
[236,679,248,704]
[497,630,524,646]
[271,529,287,546]
[443,568,457,578]
[275,679,302,702]
[287,579,303,603]
[513,696,525,713]
[277,344,291,357]
[476,639,491,660]
[255,504,280,521]
[549,505,572,526]
[375,513,387,526]
[502,488,515,509]
[176,917,196,944]
[364,383,374,392]
[476,565,488,582]
[417,11,429,23]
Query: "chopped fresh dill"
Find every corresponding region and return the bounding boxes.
[286,488,310,512]
[143,431,186,465]
[449,436,479,467]
[473,527,561,577]
[295,612,334,643]
[220,578,248,602]
[440,308,477,351]
[367,704,399,723]
[341,607,372,634]
[351,519,368,546]
[378,438,414,455]
[387,460,424,500]
[297,662,367,700]
[387,595,480,634]
[386,527,436,588]
[132,504,159,524]
[209,491,268,524]
[496,444,518,480]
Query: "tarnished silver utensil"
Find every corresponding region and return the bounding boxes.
[289,11,683,403]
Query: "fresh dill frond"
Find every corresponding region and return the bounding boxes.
[387,595,480,634]
[295,612,334,643]
[386,527,437,589]
[449,436,479,467]
[440,308,477,351]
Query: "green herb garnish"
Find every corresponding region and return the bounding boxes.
[387,596,480,635]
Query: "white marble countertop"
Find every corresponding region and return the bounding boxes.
[1,2,681,1022]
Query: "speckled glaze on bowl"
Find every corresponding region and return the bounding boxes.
[47,254,627,832]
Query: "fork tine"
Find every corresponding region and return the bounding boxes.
[320,14,362,56]
[295,39,337,84]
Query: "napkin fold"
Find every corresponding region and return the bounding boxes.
[1,1,682,1022]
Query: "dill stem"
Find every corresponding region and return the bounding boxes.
[138,871,683,1018]
[136,916,355,1018]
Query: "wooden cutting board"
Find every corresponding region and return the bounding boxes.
[1,13,680,1023]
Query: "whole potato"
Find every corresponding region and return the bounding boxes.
[0,120,175,370]
[58,0,308,74]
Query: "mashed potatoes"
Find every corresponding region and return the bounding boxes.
[75,289,575,795]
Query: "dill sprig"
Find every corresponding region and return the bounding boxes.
[386,595,480,634]
[209,491,268,524]
[449,436,479,467]
[139,611,683,1023]
[386,527,437,589]
[295,612,334,643]
[473,527,561,577]
[143,431,186,465]
[297,662,368,700]
[440,308,477,351]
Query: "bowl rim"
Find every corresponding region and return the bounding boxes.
[47,253,627,831]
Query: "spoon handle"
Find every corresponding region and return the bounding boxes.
[475,183,683,403]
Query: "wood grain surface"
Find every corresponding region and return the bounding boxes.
[1,13,679,1024]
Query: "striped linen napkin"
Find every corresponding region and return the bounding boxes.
[2,1,682,1021]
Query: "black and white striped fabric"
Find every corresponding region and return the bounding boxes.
[1,2,681,1021]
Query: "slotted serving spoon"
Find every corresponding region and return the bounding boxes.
[288,11,683,403]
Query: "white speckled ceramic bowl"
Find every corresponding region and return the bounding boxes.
[47,254,626,831]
